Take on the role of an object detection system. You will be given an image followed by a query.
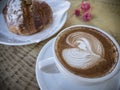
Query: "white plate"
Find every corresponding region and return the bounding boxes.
[36,38,120,90]
[0,0,70,45]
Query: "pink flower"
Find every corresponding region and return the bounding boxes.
[82,11,91,21]
[75,9,81,16]
[81,1,91,12]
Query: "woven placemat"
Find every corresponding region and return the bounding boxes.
[0,43,42,90]
[0,39,50,90]
[0,0,120,90]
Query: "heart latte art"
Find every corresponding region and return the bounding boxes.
[62,32,105,69]
[55,27,118,78]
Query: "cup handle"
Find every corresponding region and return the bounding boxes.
[38,57,59,73]
[38,57,55,69]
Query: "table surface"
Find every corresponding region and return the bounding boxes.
[0,0,120,90]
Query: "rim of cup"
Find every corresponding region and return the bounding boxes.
[53,25,120,83]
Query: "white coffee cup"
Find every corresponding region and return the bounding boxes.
[38,25,120,90]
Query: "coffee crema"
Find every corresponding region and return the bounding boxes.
[55,27,118,78]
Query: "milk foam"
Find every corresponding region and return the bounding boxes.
[62,32,105,69]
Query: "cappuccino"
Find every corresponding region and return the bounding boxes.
[55,26,118,78]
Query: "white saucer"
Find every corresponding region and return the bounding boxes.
[35,38,81,90]
[36,38,120,90]
[0,0,70,45]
